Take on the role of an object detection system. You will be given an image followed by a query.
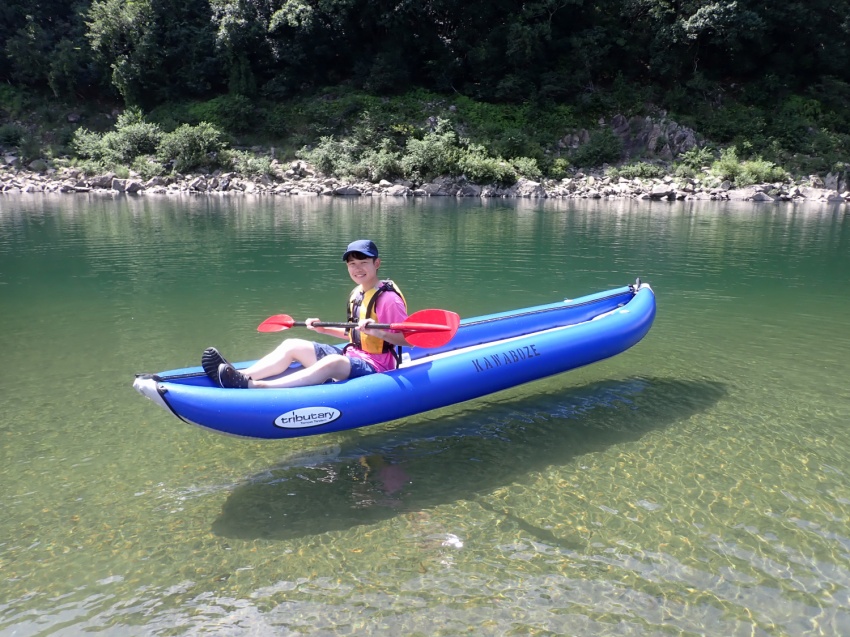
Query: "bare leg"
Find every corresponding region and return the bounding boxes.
[251,354,351,388]
[242,338,318,380]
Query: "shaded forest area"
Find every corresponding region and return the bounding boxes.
[2,0,849,180]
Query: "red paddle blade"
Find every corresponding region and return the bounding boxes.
[257,314,296,333]
[403,309,460,348]
[389,321,451,332]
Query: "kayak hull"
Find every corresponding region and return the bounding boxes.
[134,282,656,439]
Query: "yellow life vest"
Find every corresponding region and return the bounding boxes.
[346,280,407,355]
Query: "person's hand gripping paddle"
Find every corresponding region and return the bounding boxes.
[257,308,461,348]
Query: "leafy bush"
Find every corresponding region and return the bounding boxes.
[101,122,162,163]
[547,158,570,179]
[71,128,108,161]
[147,102,195,131]
[710,146,742,181]
[737,159,788,186]
[71,108,163,166]
[491,128,539,163]
[224,149,272,177]
[400,119,459,181]
[571,128,623,167]
[299,134,403,182]
[354,140,402,182]
[452,97,577,158]
[456,144,516,184]
[673,164,697,179]
[0,85,26,116]
[710,146,788,185]
[131,156,166,180]
[157,122,227,172]
[511,156,542,180]
[608,161,666,179]
[698,102,768,147]
[74,159,105,176]
[187,95,255,134]
[261,104,290,137]
[18,131,43,163]
[676,146,715,170]
[0,123,26,146]
[298,136,358,176]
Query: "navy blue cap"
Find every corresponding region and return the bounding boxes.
[342,239,379,261]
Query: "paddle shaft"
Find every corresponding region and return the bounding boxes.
[256,309,461,347]
[293,320,437,331]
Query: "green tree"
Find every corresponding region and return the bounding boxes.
[1,0,104,98]
[87,0,223,106]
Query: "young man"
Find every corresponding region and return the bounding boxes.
[202,239,409,389]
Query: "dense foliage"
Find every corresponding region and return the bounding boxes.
[5,0,848,104]
[2,0,849,178]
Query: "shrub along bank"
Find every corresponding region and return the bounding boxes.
[0,88,848,199]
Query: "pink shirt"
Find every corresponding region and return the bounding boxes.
[346,290,408,373]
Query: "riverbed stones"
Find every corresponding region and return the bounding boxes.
[1,158,848,204]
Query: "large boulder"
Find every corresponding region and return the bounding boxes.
[386,184,411,196]
[512,178,547,198]
[334,186,361,196]
[419,182,449,196]
[89,173,115,188]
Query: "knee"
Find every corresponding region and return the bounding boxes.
[273,338,312,356]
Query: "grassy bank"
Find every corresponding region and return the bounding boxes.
[1,84,848,188]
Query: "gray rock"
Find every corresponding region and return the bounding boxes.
[90,173,115,188]
[457,184,481,197]
[750,192,775,202]
[420,183,448,196]
[825,172,839,190]
[513,178,547,198]
[649,184,674,200]
[387,184,411,196]
[334,186,361,196]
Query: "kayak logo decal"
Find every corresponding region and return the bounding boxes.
[472,344,541,373]
[275,407,341,429]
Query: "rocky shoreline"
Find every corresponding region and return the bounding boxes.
[2,159,849,204]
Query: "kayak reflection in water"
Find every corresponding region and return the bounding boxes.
[201,239,410,389]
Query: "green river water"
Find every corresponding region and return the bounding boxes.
[1,194,849,636]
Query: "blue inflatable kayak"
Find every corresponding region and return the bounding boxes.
[133,281,656,439]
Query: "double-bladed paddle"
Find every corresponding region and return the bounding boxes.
[257,308,461,348]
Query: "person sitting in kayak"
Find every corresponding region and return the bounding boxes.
[202,239,410,389]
